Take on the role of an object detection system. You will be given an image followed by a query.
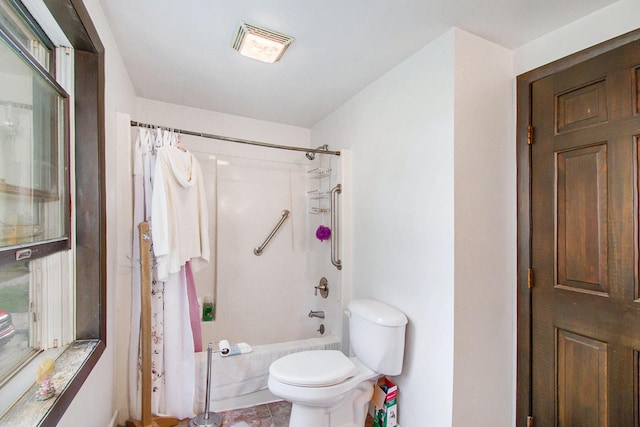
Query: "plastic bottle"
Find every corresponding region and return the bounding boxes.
[202,295,214,321]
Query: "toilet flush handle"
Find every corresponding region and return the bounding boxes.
[344,309,351,318]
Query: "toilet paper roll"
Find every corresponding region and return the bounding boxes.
[218,339,230,355]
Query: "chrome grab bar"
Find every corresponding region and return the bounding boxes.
[254,210,290,256]
[331,184,342,270]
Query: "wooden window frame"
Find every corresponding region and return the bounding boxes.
[34,1,105,424]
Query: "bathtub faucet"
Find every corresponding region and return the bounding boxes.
[308,310,325,319]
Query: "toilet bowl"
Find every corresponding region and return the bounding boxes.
[268,299,408,427]
[268,351,377,426]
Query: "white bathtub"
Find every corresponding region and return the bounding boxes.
[194,335,341,413]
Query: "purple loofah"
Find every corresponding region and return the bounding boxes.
[316,225,331,241]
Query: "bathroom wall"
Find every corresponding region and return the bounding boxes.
[451,31,514,426]
[313,29,458,426]
[312,28,516,426]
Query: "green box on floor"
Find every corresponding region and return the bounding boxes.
[371,377,398,427]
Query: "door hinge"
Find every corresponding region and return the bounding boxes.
[527,415,534,427]
[528,268,534,289]
[527,125,534,145]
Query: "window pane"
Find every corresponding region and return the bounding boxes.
[0,261,35,382]
[0,0,72,399]
[0,0,52,71]
[0,30,68,251]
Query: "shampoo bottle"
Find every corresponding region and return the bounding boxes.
[202,295,214,321]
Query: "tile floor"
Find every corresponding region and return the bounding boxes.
[177,401,290,427]
[177,400,375,426]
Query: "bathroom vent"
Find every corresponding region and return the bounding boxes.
[232,22,295,63]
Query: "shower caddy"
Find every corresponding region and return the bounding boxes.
[307,167,342,270]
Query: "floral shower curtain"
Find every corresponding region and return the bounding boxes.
[128,126,207,420]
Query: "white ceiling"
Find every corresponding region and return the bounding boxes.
[99,0,619,128]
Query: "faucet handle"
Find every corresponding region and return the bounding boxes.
[314,277,329,298]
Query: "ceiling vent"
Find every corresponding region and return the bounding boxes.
[232,22,294,64]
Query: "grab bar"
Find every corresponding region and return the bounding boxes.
[254,210,290,256]
[331,184,342,270]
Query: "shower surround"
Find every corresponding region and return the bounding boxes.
[134,99,348,404]
[190,149,342,345]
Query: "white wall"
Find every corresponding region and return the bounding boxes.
[312,27,516,427]
[514,0,640,75]
[452,30,514,426]
[313,29,457,427]
[57,0,137,426]
[136,98,310,151]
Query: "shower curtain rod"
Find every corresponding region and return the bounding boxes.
[130,120,341,156]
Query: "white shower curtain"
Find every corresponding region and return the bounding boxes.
[128,126,205,420]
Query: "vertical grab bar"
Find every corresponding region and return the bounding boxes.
[331,184,342,270]
[254,210,290,256]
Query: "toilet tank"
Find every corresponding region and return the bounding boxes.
[348,299,408,375]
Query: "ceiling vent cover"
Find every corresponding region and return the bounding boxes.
[232,22,294,63]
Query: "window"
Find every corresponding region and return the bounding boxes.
[0,0,105,420]
[0,0,53,72]
[0,0,71,386]
[0,0,70,265]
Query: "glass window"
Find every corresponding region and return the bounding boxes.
[0,0,70,386]
[0,0,53,71]
[0,15,69,265]
[0,261,32,381]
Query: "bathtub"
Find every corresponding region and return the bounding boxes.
[193,335,341,413]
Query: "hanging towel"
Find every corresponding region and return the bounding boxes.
[151,145,210,280]
[185,261,202,352]
[161,267,195,419]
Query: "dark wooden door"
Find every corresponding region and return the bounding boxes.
[530,40,640,426]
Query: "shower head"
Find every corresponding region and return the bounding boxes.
[306,145,329,160]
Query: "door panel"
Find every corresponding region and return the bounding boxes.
[556,80,608,133]
[635,68,640,113]
[557,329,608,427]
[556,144,608,296]
[530,40,640,426]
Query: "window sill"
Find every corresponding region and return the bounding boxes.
[0,340,101,426]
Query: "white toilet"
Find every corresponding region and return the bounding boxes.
[268,298,408,427]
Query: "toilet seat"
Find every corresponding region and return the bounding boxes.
[268,354,377,407]
[269,350,358,387]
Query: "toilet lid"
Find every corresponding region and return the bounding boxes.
[269,350,358,387]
